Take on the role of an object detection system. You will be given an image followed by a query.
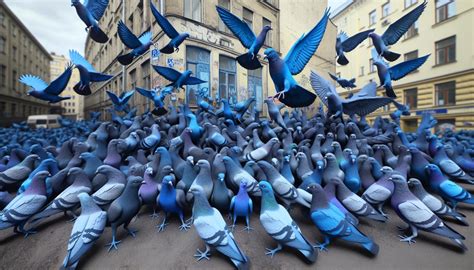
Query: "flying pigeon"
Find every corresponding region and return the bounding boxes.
[335,29,374,65]
[106,89,135,113]
[136,87,170,116]
[117,20,153,65]
[216,6,272,70]
[69,50,113,95]
[150,2,189,54]
[263,9,330,107]
[71,0,109,43]
[328,72,356,89]
[152,65,207,93]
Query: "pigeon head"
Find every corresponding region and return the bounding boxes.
[127,176,144,187]
[79,152,93,160]
[162,165,174,175]
[262,25,273,32]
[407,178,422,188]
[145,166,154,176]
[162,175,174,186]
[67,167,82,176]
[258,181,274,195]
[95,165,111,175]
[263,48,279,61]
[425,164,440,174]
[71,0,80,7]
[380,166,393,174]
[388,174,406,184]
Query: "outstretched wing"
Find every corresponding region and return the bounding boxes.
[45,63,73,95]
[117,20,142,49]
[328,72,339,81]
[120,90,135,104]
[19,74,48,91]
[106,90,120,105]
[136,87,155,100]
[138,31,152,45]
[349,81,377,100]
[85,0,109,21]
[342,97,392,116]
[342,29,374,52]
[89,72,113,82]
[216,6,256,49]
[310,70,337,107]
[284,9,330,75]
[337,31,349,42]
[389,55,429,81]
[69,49,95,72]
[152,65,182,82]
[184,76,207,85]
[150,2,179,38]
[382,1,427,45]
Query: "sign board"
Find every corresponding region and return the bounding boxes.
[415,108,447,115]
[167,58,174,68]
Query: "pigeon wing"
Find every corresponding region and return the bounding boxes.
[184,76,207,85]
[19,74,48,91]
[45,63,74,95]
[382,1,427,45]
[89,72,113,82]
[85,0,109,21]
[117,20,142,49]
[216,6,256,49]
[1,194,46,222]
[349,82,377,100]
[136,87,155,100]
[150,2,179,38]
[138,31,152,45]
[397,199,436,226]
[310,71,337,107]
[82,211,107,244]
[107,200,123,224]
[69,49,96,72]
[328,72,339,81]
[342,97,392,116]
[389,55,429,81]
[284,9,330,75]
[152,65,182,82]
[106,90,121,105]
[120,90,135,105]
[342,29,374,52]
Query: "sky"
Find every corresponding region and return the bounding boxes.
[4,0,347,57]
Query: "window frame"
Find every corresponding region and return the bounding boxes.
[186,46,210,106]
[369,9,377,26]
[435,0,455,23]
[217,0,231,34]
[382,2,390,18]
[219,54,237,104]
[184,0,203,22]
[435,81,456,106]
[435,35,456,65]
[404,88,418,109]
[404,0,417,9]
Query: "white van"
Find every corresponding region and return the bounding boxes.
[27,115,62,129]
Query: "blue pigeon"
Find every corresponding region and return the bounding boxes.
[69,50,112,95]
[190,187,250,269]
[328,72,356,89]
[136,87,170,116]
[106,89,135,113]
[371,49,430,98]
[335,29,374,65]
[216,6,272,70]
[307,184,379,255]
[258,181,317,263]
[263,9,330,108]
[433,145,474,185]
[340,150,361,193]
[150,2,189,54]
[186,113,204,143]
[19,63,73,103]
[18,158,58,195]
[71,0,109,43]
[152,65,207,93]
[230,182,253,232]
[389,174,466,250]
[61,193,107,269]
[156,175,190,232]
[368,1,427,61]
[117,20,153,65]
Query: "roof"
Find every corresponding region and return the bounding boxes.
[330,0,354,19]
[1,2,53,60]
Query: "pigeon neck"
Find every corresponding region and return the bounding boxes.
[192,192,213,216]
[310,187,329,209]
[80,196,101,214]
[24,176,47,196]
[261,191,278,211]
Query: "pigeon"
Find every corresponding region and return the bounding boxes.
[19,63,73,103]
[216,6,271,70]
[245,137,279,161]
[322,153,344,185]
[362,166,394,217]
[150,2,189,54]
[79,152,103,180]
[0,191,14,210]
[71,0,109,43]
[156,174,190,232]
[264,99,288,131]
[106,175,143,251]
[61,193,107,270]
[152,65,207,93]
[106,90,135,113]
[222,157,260,196]
[307,184,379,255]
[0,154,39,189]
[116,20,153,65]
[190,186,250,270]
[368,1,427,61]
[0,171,49,236]
[328,72,356,89]
[371,49,430,98]
[18,158,58,195]
[433,145,474,185]
[335,29,374,65]
[187,160,214,201]
[69,50,112,95]
[138,167,160,218]
[258,181,317,263]
[230,182,253,232]
[388,174,466,250]
[210,173,234,215]
[136,87,170,116]
[340,150,361,193]
[408,178,468,226]
[91,165,127,208]
[263,9,330,107]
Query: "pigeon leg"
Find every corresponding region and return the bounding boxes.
[185,215,194,224]
[149,207,160,219]
[175,47,179,53]
[376,204,388,217]
[313,236,331,252]
[229,214,237,231]
[265,243,283,258]
[157,213,169,232]
[398,225,418,245]
[66,210,78,223]
[18,222,37,238]
[194,244,211,261]
[396,223,410,231]
[124,223,138,238]
[242,215,253,232]
[270,90,287,102]
[106,225,121,252]
[178,212,191,231]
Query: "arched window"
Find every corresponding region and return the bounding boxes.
[186,46,210,106]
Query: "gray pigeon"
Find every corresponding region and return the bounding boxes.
[222,156,260,196]
[246,137,279,161]
[389,174,466,250]
[187,160,214,202]
[265,99,288,131]
[362,166,394,217]
[322,153,344,185]
[106,176,143,251]
[61,193,107,270]
[0,154,39,188]
[0,171,49,236]
[92,165,127,208]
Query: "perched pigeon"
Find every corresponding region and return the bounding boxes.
[156,175,190,232]
[0,154,39,189]
[69,50,112,95]
[71,0,109,43]
[117,20,153,65]
[210,173,234,215]
[150,2,189,54]
[138,167,160,218]
[230,182,253,232]
[92,165,127,208]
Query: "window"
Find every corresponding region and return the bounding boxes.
[0,102,5,114]
[436,81,455,106]
[218,0,231,33]
[248,68,263,111]
[11,103,16,117]
[0,37,5,53]
[404,50,418,61]
[369,10,376,25]
[0,65,5,86]
[435,36,455,65]
[12,46,17,61]
[219,55,237,104]
[404,20,419,39]
[243,8,253,30]
[12,70,17,91]
[405,0,417,8]
[404,119,418,132]
[404,88,417,108]
[141,60,151,89]
[369,58,375,73]
[359,66,364,76]
[129,69,137,89]
[0,12,4,26]
[262,18,272,46]
[382,2,390,18]
[436,0,455,23]
[184,0,202,22]
[186,46,210,106]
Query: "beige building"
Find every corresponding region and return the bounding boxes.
[332,0,474,131]
[84,0,336,119]
[50,53,84,120]
[0,2,52,126]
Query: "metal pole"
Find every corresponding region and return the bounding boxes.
[122,0,126,94]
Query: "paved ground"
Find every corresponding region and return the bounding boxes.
[1,197,473,269]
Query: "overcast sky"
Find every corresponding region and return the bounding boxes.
[4,0,346,57]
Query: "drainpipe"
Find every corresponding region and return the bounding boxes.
[122,0,126,94]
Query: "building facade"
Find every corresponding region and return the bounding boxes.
[50,53,84,120]
[332,0,474,131]
[0,2,52,126]
[84,0,336,119]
